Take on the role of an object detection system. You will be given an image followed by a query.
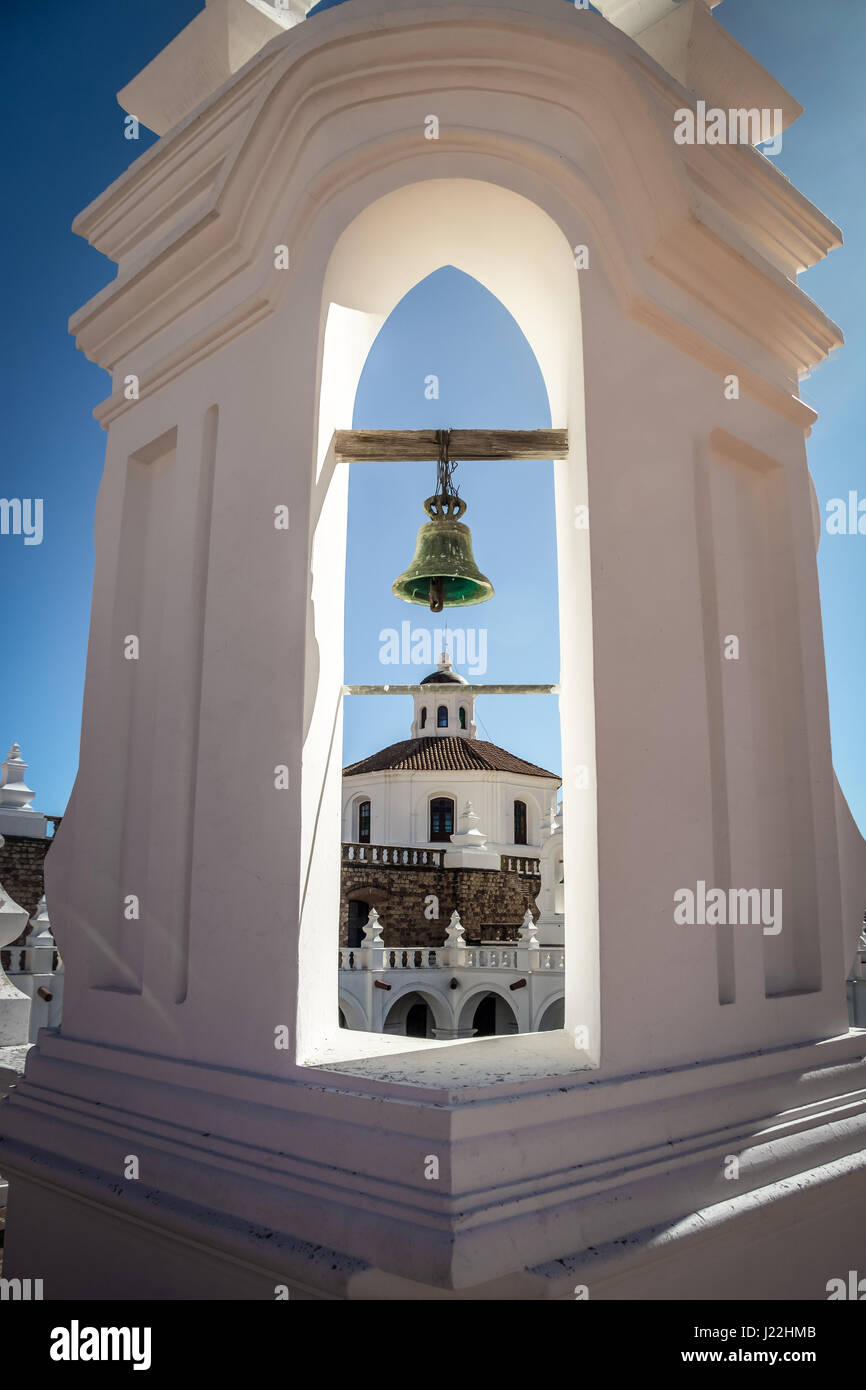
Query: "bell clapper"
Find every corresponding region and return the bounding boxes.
[429,577,444,613]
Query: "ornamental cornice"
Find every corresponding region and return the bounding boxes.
[69,6,841,429]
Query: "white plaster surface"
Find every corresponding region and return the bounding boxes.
[0,0,863,1300]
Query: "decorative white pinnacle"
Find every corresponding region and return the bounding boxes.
[361,906,384,947]
[26,895,54,949]
[444,910,465,948]
[518,909,539,948]
[449,801,488,850]
[0,743,36,813]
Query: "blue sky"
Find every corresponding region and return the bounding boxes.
[1,0,864,833]
[343,267,559,776]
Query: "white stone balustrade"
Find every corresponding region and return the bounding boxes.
[343,843,445,867]
[503,856,541,875]
[342,842,540,874]
[338,944,564,973]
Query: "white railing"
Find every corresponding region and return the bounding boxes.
[539,950,565,970]
[337,946,564,972]
[342,845,540,873]
[387,948,444,969]
[343,843,445,867]
[339,948,445,971]
[504,856,541,875]
[464,947,518,969]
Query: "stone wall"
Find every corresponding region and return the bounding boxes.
[339,859,541,947]
[0,834,52,964]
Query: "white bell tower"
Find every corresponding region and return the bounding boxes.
[1,0,865,1302]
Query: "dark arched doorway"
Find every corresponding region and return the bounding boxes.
[406,1001,429,1037]
[472,994,497,1037]
[466,991,518,1037]
[384,991,435,1038]
[347,899,369,948]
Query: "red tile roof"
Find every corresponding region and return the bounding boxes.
[343,736,559,779]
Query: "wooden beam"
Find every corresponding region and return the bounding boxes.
[333,429,568,463]
[344,684,560,695]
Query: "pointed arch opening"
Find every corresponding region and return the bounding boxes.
[302,178,598,1076]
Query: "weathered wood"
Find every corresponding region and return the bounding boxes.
[344,684,560,695]
[333,429,569,462]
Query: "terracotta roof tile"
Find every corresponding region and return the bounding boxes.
[343,736,559,779]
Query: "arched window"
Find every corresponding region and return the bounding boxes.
[514,800,528,845]
[358,800,371,843]
[437,705,448,728]
[420,706,427,729]
[430,797,455,842]
[459,706,466,729]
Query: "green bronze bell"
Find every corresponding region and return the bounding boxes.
[392,492,494,613]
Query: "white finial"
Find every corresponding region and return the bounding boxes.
[26,895,53,947]
[449,800,488,850]
[361,906,384,946]
[438,649,452,672]
[444,910,465,948]
[19,894,55,979]
[518,909,539,948]
[32,893,49,921]
[0,743,36,812]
